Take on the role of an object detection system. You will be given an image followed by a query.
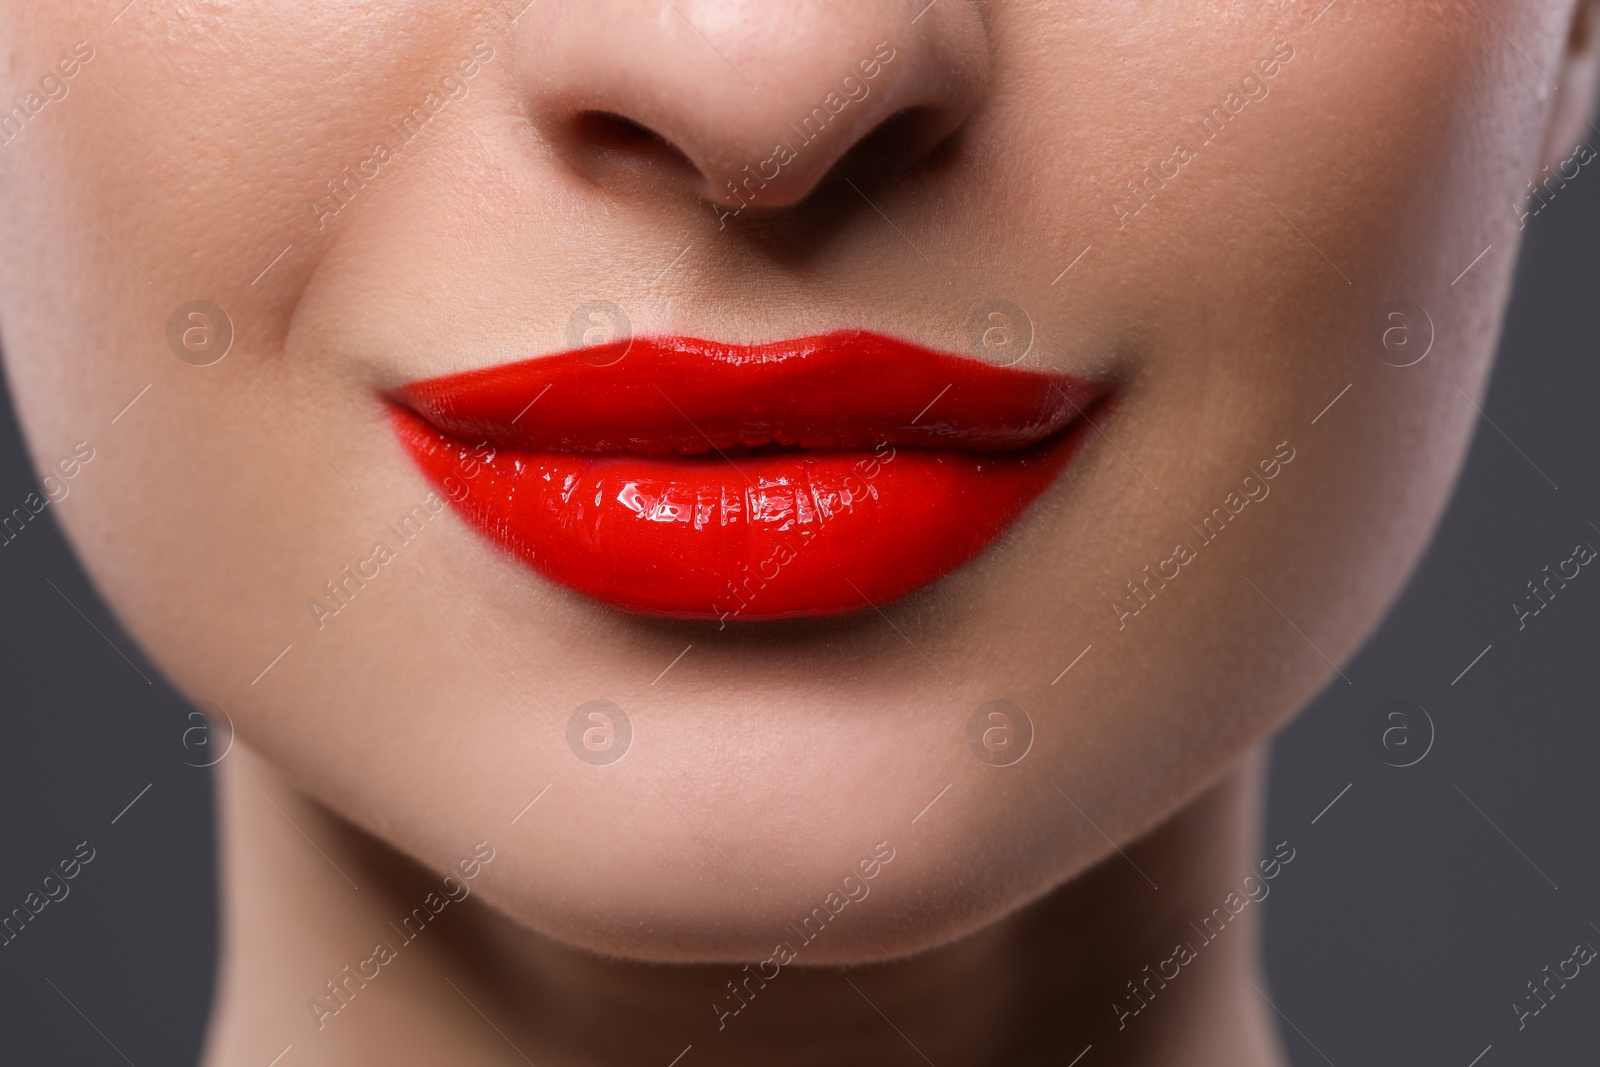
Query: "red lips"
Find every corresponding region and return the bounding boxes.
[391,331,1106,620]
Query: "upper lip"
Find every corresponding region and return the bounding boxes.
[394,329,1108,455]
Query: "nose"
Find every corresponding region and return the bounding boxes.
[516,1,991,213]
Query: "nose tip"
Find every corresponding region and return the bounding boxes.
[517,1,991,213]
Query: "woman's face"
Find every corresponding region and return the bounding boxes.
[0,0,1589,962]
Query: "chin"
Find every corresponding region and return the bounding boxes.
[471,836,1058,966]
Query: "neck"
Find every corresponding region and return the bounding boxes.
[202,745,1286,1066]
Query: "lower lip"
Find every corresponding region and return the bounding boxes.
[391,410,1091,622]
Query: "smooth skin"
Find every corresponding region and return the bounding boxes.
[1,2,1597,1064]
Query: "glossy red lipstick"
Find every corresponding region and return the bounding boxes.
[391,331,1106,620]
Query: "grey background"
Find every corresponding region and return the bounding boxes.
[0,178,1596,1066]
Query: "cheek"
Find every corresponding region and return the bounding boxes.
[950,0,1553,907]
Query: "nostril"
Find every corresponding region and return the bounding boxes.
[568,110,699,177]
[840,106,958,178]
